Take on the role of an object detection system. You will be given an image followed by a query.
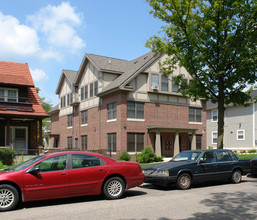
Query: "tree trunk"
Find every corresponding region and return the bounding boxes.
[217,76,225,149]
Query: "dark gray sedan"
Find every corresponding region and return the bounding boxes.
[143,149,251,189]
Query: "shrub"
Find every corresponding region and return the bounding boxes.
[0,150,17,165]
[136,146,163,163]
[119,151,131,161]
[248,149,257,154]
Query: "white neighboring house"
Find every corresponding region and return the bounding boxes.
[206,90,257,150]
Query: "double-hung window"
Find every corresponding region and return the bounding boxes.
[212,132,217,144]
[237,130,245,140]
[161,75,168,91]
[67,137,72,149]
[212,110,218,122]
[81,135,87,150]
[67,115,73,127]
[90,83,93,97]
[151,74,159,88]
[107,103,117,120]
[108,133,116,153]
[127,102,144,119]
[81,110,88,125]
[189,108,202,123]
[127,133,144,152]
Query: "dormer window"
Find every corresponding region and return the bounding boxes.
[0,88,18,102]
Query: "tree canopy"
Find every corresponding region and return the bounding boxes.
[146,0,257,148]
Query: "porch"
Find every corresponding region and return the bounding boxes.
[148,126,200,157]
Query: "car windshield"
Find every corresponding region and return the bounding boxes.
[171,151,202,162]
[10,156,45,171]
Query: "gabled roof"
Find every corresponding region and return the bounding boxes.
[98,52,160,96]
[206,89,257,110]
[72,51,160,96]
[0,61,48,118]
[56,69,77,94]
[0,61,34,86]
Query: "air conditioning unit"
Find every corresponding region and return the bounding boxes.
[151,85,159,90]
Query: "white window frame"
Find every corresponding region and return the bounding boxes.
[0,88,18,102]
[237,130,245,141]
[212,131,217,144]
[212,110,218,122]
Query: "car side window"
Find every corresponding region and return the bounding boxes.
[34,155,67,172]
[201,152,215,163]
[72,154,105,169]
[216,151,233,162]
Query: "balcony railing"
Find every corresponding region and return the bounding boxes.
[0,96,33,112]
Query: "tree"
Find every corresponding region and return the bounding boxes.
[146,0,257,149]
[36,88,53,146]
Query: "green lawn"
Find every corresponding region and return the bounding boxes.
[236,154,257,160]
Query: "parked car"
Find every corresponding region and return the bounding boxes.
[143,149,251,190]
[250,157,257,175]
[0,151,144,211]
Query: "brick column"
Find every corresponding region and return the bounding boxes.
[155,131,161,157]
[174,131,180,156]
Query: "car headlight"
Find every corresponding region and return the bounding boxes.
[158,170,169,176]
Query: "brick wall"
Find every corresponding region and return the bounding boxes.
[50,91,206,158]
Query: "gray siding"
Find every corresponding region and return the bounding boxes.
[207,103,257,150]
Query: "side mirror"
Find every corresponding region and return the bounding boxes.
[199,159,206,164]
[27,166,41,174]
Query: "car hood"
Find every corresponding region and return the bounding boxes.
[143,161,195,170]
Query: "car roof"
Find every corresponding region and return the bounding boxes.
[42,151,114,161]
[183,149,232,153]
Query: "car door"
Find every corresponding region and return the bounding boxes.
[67,154,107,196]
[23,155,69,201]
[215,150,233,179]
[196,151,218,181]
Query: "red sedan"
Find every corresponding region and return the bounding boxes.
[0,151,144,211]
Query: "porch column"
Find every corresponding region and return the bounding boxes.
[191,132,196,150]
[174,131,180,156]
[6,117,10,147]
[39,119,43,154]
[155,131,161,157]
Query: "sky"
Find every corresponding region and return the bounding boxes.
[0,0,164,105]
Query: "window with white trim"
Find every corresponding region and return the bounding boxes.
[189,108,202,122]
[107,102,117,120]
[0,88,18,102]
[81,110,88,125]
[151,74,159,87]
[212,131,217,144]
[67,114,73,127]
[127,102,144,119]
[212,110,218,122]
[237,130,245,140]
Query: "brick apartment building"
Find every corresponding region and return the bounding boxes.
[49,52,206,158]
[0,61,48,154]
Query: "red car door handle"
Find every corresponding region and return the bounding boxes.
[60,173,68,176]
[98,169,104,171]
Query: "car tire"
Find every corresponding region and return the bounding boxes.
[103,177,125,200]
[177,173,191,190]
[231,170,242,183]
[0,184,19,211]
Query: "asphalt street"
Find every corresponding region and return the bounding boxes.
[2,175,257,220]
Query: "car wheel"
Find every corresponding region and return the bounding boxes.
[177,173,191,190]
[103,177,125,200]
[0,184,19,211]
[231,170,242,183]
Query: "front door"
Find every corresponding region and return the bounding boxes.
[9,127,28,154]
